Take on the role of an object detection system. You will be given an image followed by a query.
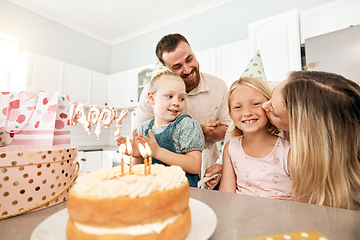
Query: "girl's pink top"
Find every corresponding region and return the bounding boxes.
[228,136,292,200]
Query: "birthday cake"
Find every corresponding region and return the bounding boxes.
[66,164,191,240]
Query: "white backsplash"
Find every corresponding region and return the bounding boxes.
[70,110,133,147]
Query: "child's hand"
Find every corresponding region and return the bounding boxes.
[135,129,160,158]
[115,135,127,147]
[115,134,142,158]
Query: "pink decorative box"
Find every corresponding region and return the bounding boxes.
[0,145,78,219]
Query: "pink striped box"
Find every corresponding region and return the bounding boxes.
[0,145,78,218]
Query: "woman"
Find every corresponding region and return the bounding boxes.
[262,70,360,210]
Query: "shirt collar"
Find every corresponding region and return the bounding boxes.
[187,72,209,96]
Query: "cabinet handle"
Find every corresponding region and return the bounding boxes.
[130,100,134,102]
[81,158,86,161]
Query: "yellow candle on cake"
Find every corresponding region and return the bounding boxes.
[138,143,147,175]
[126,137,133,175]
[145,142,152,174]
[118,143,126,176]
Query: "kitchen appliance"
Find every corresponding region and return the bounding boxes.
[305,24,360,85]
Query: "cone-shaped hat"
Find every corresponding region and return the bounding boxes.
[241,50,266,82]
[151,61,171,80]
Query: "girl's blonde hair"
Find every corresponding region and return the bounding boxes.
[227,76,279,136]
[284,71,360,210]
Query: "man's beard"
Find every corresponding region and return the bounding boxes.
[181,65,200,83]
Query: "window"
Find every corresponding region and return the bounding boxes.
[0,33,18,90]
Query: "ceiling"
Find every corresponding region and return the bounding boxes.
[9,0,232,45]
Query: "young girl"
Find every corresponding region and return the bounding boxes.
[117,62,204,187]
[219,76,292,200]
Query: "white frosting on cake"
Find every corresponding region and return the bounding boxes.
[73,214,180,235]
[71,164,188,198]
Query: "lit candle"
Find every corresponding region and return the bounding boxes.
[138,143,147,175]
[118,143,126,176]
[145,142,152,174]
[126,137,133,175]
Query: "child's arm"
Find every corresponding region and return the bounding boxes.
[219,141,236,193]
[136,129,201,174]
[156,149,201,174]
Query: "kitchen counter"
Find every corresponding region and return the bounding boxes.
[77,145,118,152]
[1,188,359,240]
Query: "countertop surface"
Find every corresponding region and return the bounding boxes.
[1,187,360,240]
[77,145,118,152]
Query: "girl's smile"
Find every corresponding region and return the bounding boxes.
[229,85,269,134]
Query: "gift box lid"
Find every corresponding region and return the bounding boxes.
[0,145,78,167]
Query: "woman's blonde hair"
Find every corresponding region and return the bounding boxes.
[227,76,279,136]
[284,71,360,210]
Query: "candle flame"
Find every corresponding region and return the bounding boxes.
[138,143,147,158]
[145,142,151,156]
[119,143,126,154]
[126,136,133,155]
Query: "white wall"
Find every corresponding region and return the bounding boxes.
[110,0,336,73]
[1,0,337,75]
[0,0,111,74]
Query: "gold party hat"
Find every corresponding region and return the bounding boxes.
[241,50,267,82]
[151,60,171,80]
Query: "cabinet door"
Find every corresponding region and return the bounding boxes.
[300,0,360,43]
[216,40,249,88]
[10,52,64,92]
[107,69,137,108]
[63,64,93,105]
[101,150,115,169]
[195,48,217,77]
[78,151,102,172]
[137,64,153,102]
[249,10,301,82]
[92,72,107,106]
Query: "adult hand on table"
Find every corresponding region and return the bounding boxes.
[205,163,222,189]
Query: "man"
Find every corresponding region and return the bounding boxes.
[133,33,231,179]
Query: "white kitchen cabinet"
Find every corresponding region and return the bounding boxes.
[102,150,115,169]
[92,71,107,106]
[77,151,102,172]
[216,40,249,88]
[10,52,107,107]
[300,0,360,44]
[10,51,64,92]
[107,69,137,109]
[249,10,301,83]
[137,64,153,103]
[195,48,217,77]
[63,63,93,105]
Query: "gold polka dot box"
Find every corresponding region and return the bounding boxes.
[244,231,330,240]
[0,145,78,219]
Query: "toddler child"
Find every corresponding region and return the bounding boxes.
[117,62,204,187]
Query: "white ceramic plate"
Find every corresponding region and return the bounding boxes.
[30,198,217,240]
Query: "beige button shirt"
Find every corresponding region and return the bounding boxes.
[133,72,232,177]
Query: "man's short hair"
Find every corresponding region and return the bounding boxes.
[155,33,190,64]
